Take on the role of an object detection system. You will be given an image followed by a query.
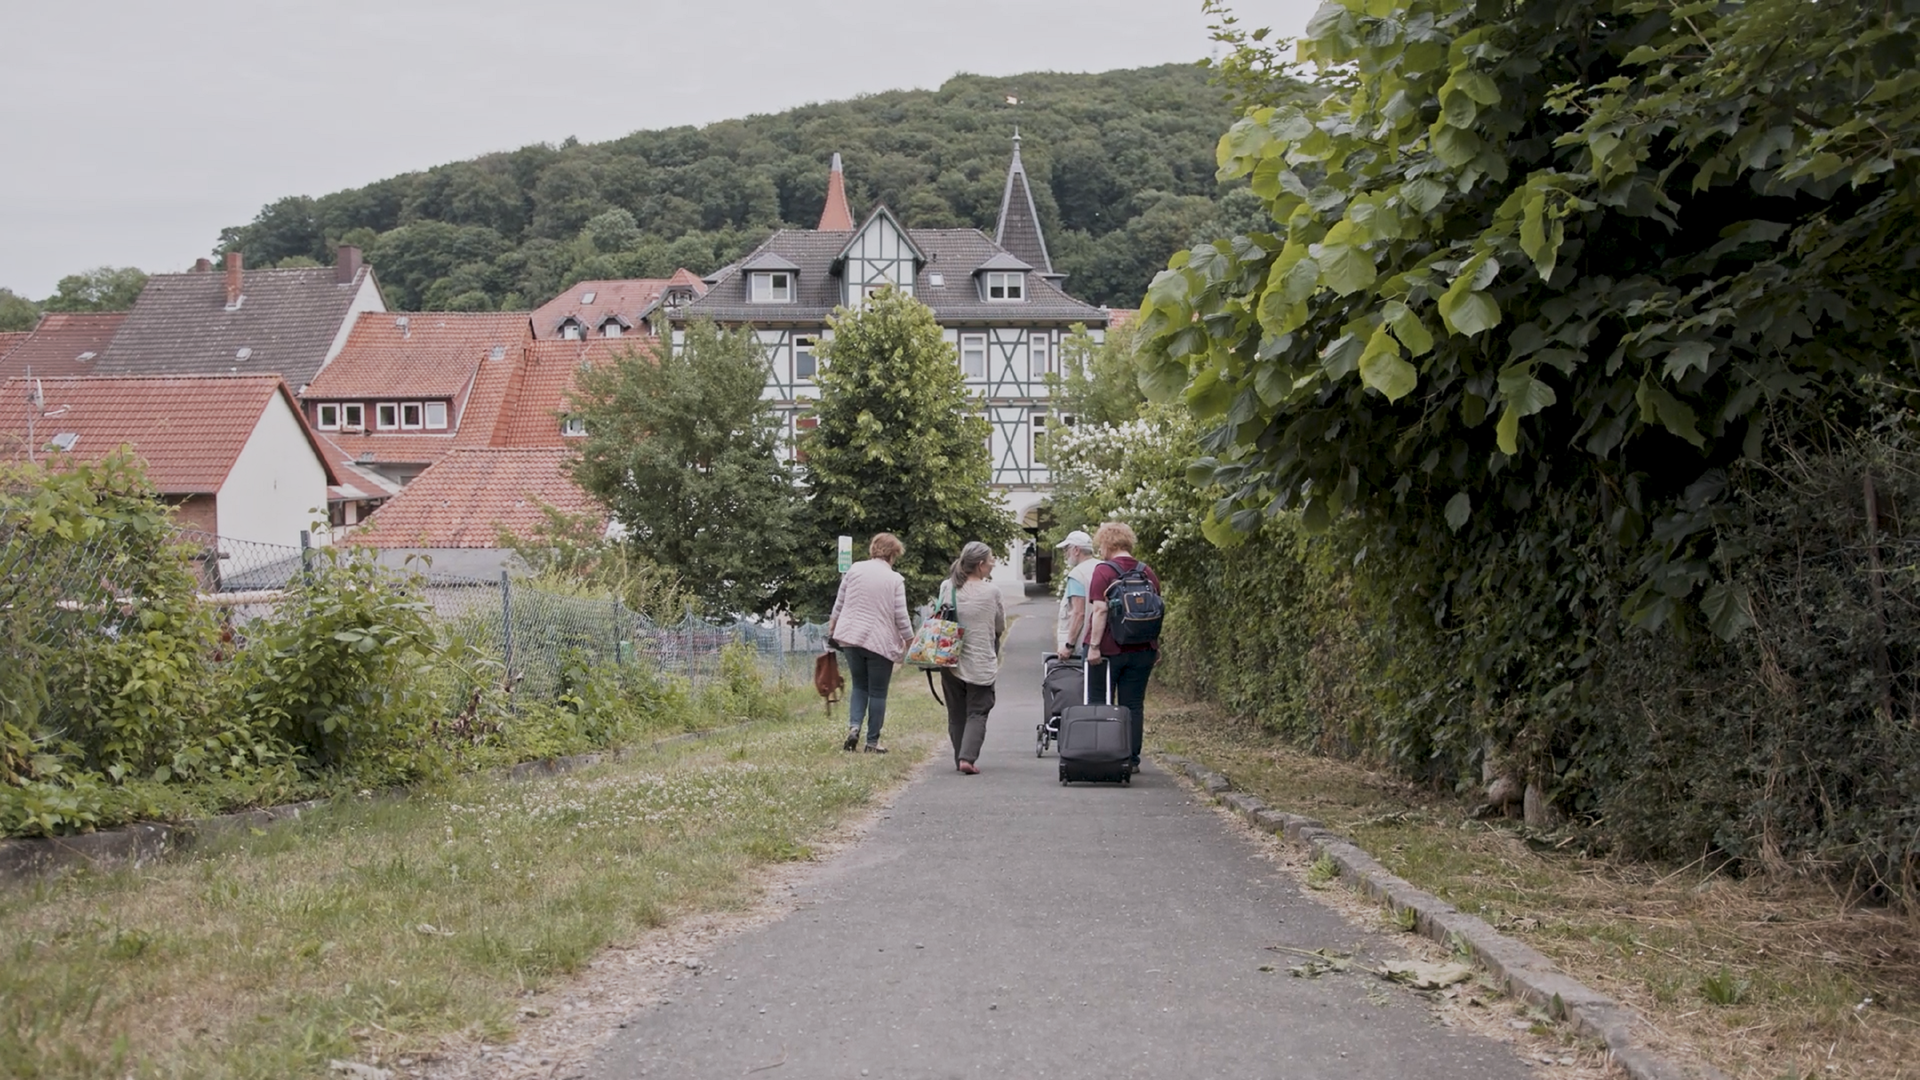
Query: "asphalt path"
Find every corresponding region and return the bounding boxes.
[587,595,1533,1079]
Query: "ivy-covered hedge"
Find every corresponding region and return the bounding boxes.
[1149,432,1920,890]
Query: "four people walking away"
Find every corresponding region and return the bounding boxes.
[1054,529,1099,658]
[1085,522,1160,775]
[828,533,914,754]
[940,541,1007,774]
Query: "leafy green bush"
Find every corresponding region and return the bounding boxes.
[228,551,443,778]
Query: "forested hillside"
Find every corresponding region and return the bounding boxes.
[216,64,1249,311]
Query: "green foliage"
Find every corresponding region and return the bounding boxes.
[1052,326,1148,429]
[1700,968,1751,1007]
[569,321,799,615]
[40,266,147,312]
[1122,0,1920,887]
[230,551,443,775]
[787,289,1017,612]
[216,66,1245,311]
[494,503,696,619]
[0,288,39,331]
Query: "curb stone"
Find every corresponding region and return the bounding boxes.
[1157,753,1729,1080]
[0,722,759,885]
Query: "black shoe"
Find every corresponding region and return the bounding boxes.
[862,743,888,754]
[843,729,860,752]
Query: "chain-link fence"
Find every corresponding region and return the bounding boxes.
[4,515,840,745]
[143,527,834,694]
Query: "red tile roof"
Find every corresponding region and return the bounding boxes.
[0,374,338,493]
[529,274,706,340]
[0,312,129,380]
[313,431,403,500]
[490,337,644,448]
[307,311,533,399]
[1105,308,1137,331]
[0,331,29,360]
[343,448,600,549]
[326,431,462,467]
[818,153,855,231]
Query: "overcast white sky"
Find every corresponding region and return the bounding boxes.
[0,0,1320,299]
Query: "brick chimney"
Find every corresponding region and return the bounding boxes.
[193,257,213,272]
[224,252,244,310]
[335,244,363,285]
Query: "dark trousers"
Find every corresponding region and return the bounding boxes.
[1089,649,1156,764]
[940,670,995,764]
[843,646,894,744]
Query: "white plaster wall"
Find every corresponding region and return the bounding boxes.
[311,274,388,392]
[217,392,331,549]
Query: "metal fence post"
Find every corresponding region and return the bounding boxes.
[500,571,514,702]
[299,529,313,584]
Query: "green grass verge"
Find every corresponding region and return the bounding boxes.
[0,690,943,1079]
[1151,691,1920,1080]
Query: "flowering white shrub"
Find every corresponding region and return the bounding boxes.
[1049,401,1212,570]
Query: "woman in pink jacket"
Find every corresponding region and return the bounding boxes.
[827,532,914,753]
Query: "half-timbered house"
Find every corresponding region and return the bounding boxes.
[672,141,1109,546]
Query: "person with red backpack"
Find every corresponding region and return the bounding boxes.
[1084,521,1163,775]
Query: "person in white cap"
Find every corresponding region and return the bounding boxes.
[1054,529,1098,657]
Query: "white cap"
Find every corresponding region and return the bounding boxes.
[1055,529,1094,551]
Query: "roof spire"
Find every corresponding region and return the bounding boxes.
[994,130,1053,278]
[817,152,854,231]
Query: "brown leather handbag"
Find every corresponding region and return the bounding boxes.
[813,649,844,715]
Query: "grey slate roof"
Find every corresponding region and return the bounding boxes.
[679,226,1106,326]
[97,266,374,390]
[995,136,1054,277]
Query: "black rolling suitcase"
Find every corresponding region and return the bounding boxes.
[1037,654,1085,757]
[1057,662,1131,785]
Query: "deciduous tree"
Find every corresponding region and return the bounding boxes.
[41,267,147,312]
[569,322,799,615]
[787,289,1017,614]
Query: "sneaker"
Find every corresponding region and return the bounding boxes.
[842,729,860,752]
[862,743,888,754]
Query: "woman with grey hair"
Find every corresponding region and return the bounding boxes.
[938,541,1007,774]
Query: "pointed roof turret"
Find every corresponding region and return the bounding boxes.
[817,152,854,232]
[994,131,1055,278]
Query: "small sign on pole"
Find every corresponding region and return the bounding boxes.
[837,535,853,573]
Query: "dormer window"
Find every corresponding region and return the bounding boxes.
[601,319,623,338]
[985,272,1025,301]
[751,272,793,303]
[562,416,586,437]
[560,319,583,340]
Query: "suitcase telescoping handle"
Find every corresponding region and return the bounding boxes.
[1081,654,1112,701]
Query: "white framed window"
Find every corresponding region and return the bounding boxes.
[401,402,423,429]
[1031,412,1049,466]
[562,416,586,437]
[562,321,582,340]
[602,322,622,338]
[424,401,448,429]
[376,403,399,430]
[751,272,793,303]
[795,336,817,380]
[341,403,365,431]
[316,403,340,430]
[985,272,1025,301]
[960,334,987,379]
[1028,333,1050,379]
